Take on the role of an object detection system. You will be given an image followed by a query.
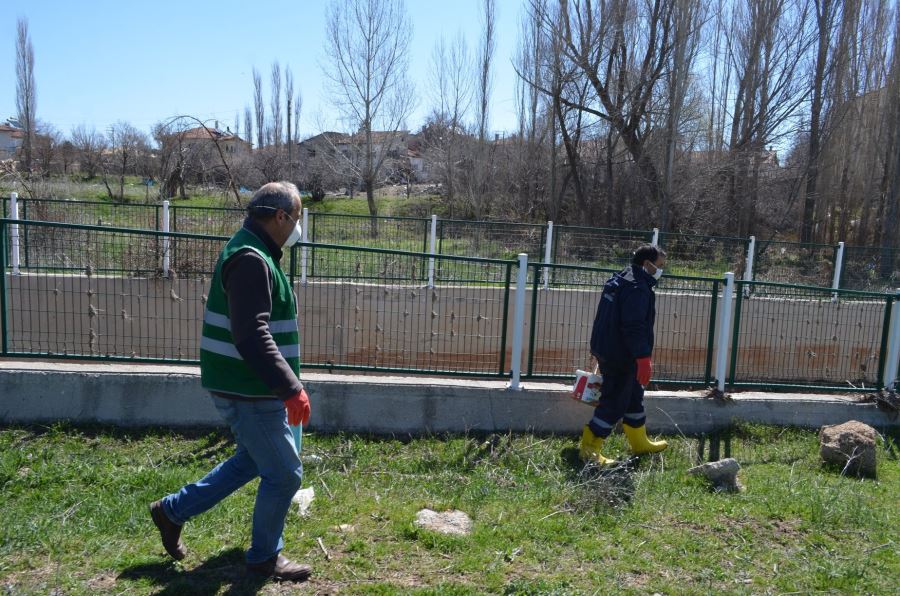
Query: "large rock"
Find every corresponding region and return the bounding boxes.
[819,420,877,478]
[414,509,472,536]
[688,458,742,492]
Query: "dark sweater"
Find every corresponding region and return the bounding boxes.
[213,217,303,401]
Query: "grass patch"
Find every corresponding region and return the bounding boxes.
[1,423,897,594]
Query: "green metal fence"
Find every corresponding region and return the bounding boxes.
[523,263,720,386]
[841,245,900,292]
[752,239,837,287]
[2,218,898,392]
[438,218,546,261]
[728,281,894,391]
[296,243,515,377]
[2,197,161,229]
[551,225,652,268]
[657,232,749,278]
[5,196,898,292]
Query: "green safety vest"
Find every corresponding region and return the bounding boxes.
[200,227,300,397]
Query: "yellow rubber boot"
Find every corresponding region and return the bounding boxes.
[623,423,668,454]
[579,426,616,465]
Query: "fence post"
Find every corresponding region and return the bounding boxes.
[541,221,553,290]
[831,241,845,298]
[9,193,20,275]
[301,207,309,286]
[651,227,659,245]
[427,214,437,288]
[883,291,900,390]
[715,272,735,392]
[508,253,528,391]
[0,221,8,355]
[161,200,171,278]
[743,235,755,297]
[878,289,900,391]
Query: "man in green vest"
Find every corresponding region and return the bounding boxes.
[149,182,312,582]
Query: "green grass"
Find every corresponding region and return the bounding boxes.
[1,423,897,594]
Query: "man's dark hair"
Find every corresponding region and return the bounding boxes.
[631,244,667,267]
[247,181,300,221]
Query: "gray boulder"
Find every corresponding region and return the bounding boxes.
[819,420,877,478]
[688,458,742,492]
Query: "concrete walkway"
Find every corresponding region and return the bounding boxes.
[0,360,895,434]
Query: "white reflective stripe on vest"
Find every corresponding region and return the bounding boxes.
[200,336,301,360]
[204,310,299,334]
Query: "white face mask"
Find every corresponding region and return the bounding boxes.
[652,267,663,280]
[282,214,303,248]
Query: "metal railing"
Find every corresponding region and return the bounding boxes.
[728,281,896,391]
[3,218,898,391]
[4,194,899,291]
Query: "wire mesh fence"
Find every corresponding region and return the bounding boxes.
[552,226,653,268]
[657,232,748,278]
[2,219,898,390]
[752,240,836,287]
[296,244,513,376]
[524,263,720,385]
[309,213,429,253]
[437,219,546,261]
[170,205,245,236]
[840,245,900,292]
[0,220,222,361]
[729,281,892,390]
[2,198,160,231]
[4,196,897,291]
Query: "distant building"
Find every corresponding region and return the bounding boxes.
[0,120,24,160]
[179,124,251,156]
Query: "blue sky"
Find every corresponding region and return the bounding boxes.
[1,0,523,140]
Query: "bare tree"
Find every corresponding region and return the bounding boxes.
[429,32,473,214]
[243,105,253,149]
[270,62,283,149]
[253,68,265,150]
[15,18,37,173]
[71,125,106,179]
[725,0,813,237]
[800,0,839,242]
[470,0,496,216]
[108,121,148,200]
[286,66,294,177]
[323,0,415,229]
[293,95,303,144]
[476,0,495,144]
[661,0,705,232]
[33,123,60,175]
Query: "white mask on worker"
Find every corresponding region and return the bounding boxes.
[283,215,303,248]
[652,266,663,280]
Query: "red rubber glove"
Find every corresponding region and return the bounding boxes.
[636,357,652,386]
[284,389,310,426]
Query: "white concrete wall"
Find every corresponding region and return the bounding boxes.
[0,362,895,434]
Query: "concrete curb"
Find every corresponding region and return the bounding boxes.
[1,361,895,434]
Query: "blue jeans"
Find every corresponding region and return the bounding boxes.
[161,395,302,564]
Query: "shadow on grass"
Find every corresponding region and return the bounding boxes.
[118,548,269,596]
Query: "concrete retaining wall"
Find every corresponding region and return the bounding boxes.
[1,361,895,434]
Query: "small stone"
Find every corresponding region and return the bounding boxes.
[819,420,877,478]
[414,508,472,536]
[688,458,742,492]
